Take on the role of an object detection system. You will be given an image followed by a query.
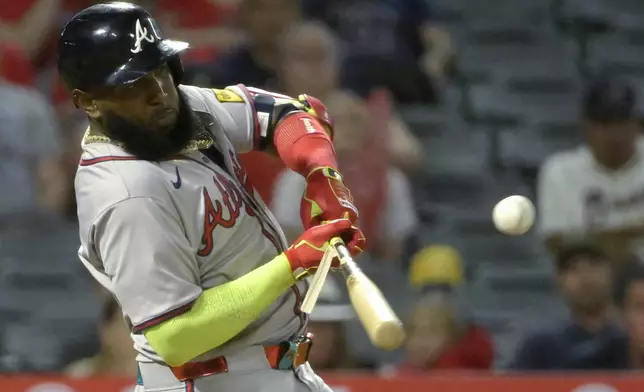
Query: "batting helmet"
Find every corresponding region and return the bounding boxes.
[57,2,189,92]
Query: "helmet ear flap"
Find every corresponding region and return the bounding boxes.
[167,56,184,85]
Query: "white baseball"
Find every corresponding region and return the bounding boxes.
[492,195,535,236]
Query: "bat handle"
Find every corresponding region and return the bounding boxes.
[329,237,361,278]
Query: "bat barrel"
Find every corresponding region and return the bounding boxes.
[332,239,406,351]
[372,319,407,351]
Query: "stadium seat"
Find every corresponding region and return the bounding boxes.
[479,267,555,292]
[560,0,644,29]
[589,33,644,73]
[2,320,99,372]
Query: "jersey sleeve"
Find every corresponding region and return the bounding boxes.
[537,156,572,237]
[92,196,202,331]
[207,85,305,154]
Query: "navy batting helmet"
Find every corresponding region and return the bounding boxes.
[57,2,189,92]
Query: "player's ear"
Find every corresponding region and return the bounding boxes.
[73,89,101,120]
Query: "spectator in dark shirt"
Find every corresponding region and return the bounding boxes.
[615,260,644,369]
[510,241,629,370]
[186,0,300,90]
[301,0,453,104]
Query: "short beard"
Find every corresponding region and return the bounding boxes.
[98,91,195,161]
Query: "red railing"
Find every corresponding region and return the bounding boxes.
[1,373,643,392]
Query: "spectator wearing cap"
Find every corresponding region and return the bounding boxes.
[614,261,644,369]
[538,77,644,263]
[510,240,629,370]
[398,245,494,372]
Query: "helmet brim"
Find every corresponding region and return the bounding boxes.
[105,39,189,86]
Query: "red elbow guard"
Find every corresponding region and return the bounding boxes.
[273,112,338,175]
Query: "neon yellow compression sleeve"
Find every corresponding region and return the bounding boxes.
[144,253,296,366]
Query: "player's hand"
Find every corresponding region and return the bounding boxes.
[284,219,365,280]
[300,167,359,230]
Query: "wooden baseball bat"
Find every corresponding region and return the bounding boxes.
[300,245,335,314]
[329,238,406,351]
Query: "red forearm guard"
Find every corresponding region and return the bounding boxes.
[273,112,338,175]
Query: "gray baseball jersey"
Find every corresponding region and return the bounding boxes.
[76,84,308,364]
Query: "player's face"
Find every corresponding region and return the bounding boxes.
[76,65,196,160]
[94,65,180,132]
[559,258,612,312]
[623,281,644,349]
[583,118,639,169]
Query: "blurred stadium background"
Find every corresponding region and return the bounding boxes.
[2,0,644,391]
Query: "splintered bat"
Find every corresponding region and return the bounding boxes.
[300,237,406,351]
[300,244,335,314]
[331,238,405,351]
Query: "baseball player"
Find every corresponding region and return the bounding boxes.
[58,3,365,392]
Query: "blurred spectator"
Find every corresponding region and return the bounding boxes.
[50,74,89,220]
[187,0,300,90]
[399,246,493,372]
[614,260,644,369]
[538,77,644,264]
[64,297,137,378]
[0,73,68,217]
[0,43,36,87]
[271,92,418,260]
[408,245,465,290]
[278,21,424,174]
[305,276,376,371]
[239,21,423,206]
[301,0,454,104]
[401,293,493,372]
[511,241,629,370]
[157,0,244,64]
[0,0,61,60]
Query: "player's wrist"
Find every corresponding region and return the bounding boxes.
[273,253,299,282]
[282,248,310,281]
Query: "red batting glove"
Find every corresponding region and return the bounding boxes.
[284,219,365,280]
[300,167,359,230]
